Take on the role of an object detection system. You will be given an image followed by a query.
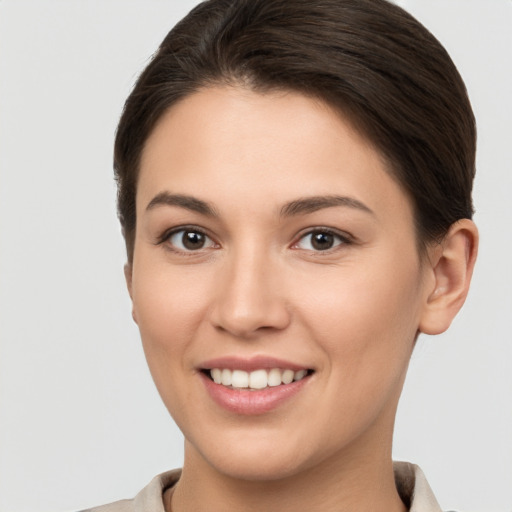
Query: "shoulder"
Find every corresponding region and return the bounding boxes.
[79,469,181,512]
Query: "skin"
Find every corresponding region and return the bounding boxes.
[125,86,478,512]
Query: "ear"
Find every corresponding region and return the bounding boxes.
[419,219,478,335]
[124,263,138,324]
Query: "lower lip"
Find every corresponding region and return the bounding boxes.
[199,372,311,415]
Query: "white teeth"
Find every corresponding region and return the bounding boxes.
[267,368,282,387]
[221,368,232,386]
[294,369,307,381]
[211,368,222,384]
[209,368,309,389]
[281,369,294,385]
[249,369,268,389]
[231,369,249,388]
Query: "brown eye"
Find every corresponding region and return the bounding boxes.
[168,229,215,251]
[295,230,346,251]
[311,232,335,250]
[183,231,205,249]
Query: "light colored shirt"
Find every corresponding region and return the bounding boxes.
[81,461,444,512]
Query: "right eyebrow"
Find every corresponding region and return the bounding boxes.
[145,192,219,217]
[280,195,374,217]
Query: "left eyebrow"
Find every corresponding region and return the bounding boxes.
[145,192,219,217]
[280,195,374,217]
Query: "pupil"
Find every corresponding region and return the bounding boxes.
[183,231,205,250]
[312,232,334,250]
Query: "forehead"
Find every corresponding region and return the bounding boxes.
[137,86,414,225]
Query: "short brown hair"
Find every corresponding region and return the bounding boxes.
[114,0,476,261]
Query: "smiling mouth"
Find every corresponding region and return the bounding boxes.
[203,368,314,390]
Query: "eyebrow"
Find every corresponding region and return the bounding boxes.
[280,195,374,217]
[145,192,373,218]
[146,192,218,217]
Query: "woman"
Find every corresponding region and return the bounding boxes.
[87,0,478,510]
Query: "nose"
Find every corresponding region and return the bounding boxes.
[210,249,291,338]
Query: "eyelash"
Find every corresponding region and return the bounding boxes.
[156,226,353,254]
[156,225,218,255]
[291,228,352,253]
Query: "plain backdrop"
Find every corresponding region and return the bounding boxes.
[0,1,511,511]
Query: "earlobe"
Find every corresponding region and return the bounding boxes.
[124,263,138,324]
[419,219,478,335]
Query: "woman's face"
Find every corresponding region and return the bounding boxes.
[128,86,434,480]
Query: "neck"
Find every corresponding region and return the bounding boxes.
[169,426,407,512]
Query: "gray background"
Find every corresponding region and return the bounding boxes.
[0,1,511,511]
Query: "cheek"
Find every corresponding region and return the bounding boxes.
[130,261,216,425]
[294,255,423,376]
[290,260,423,445]
[131,260,212,364]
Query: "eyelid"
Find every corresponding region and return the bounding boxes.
[155,224,353,254]
[156,224,219,252]
[291,227,354,251]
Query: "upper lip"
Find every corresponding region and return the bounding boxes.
[199,356,310,372]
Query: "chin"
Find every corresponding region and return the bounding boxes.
[205,450,308,482]
[185,426,334,483]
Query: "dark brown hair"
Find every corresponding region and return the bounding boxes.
[114,0,476,261]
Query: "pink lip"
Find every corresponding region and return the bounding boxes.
[199,371,312,416]
[200,355,309,372]
[198,356,313,415]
